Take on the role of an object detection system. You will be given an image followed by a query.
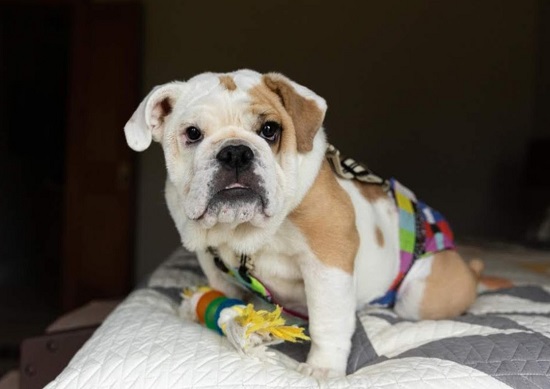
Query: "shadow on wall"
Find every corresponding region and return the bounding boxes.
[134,0,549,280]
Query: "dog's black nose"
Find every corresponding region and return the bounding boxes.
[216,145,254,170]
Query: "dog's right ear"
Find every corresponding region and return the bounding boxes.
[124,83,182,151]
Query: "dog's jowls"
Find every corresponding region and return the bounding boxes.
[124,69,482,377]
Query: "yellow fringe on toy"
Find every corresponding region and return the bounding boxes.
[180,286,309,351]
[233,304,310,343]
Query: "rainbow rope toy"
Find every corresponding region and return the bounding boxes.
[180,287,309,352]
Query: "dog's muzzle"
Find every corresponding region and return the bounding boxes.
[196,142,269,227]
[212,144,262,204]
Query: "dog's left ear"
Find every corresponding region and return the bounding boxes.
[263,73,327,153]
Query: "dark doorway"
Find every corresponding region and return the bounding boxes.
[0,2,141,376]
[0,4,70,374]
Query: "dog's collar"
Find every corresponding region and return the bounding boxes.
[326,144,389,190]
[208,247,267,298]
[207,247,309,320]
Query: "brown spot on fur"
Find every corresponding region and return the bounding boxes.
[375,226,384,247]
[354,181,387,202]
[248,82,291,154]
[419,251,480,319]
[219,75,237,91]
[262,74,325,153]
[290,160,359,273]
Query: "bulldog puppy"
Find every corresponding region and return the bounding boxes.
[124,69,482,377]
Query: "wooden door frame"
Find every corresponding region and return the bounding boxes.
[62,1,141,310]
[1,0,141,311]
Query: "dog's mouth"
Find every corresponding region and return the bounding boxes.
[212,185,261,204]
[220,182,254,193]
[193,182,268,225]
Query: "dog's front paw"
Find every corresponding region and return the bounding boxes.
[300,342,348,378]
[297,362,344,379]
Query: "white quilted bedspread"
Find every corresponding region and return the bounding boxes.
[46,246,550,388]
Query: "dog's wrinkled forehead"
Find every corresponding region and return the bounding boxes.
[179,70,257,104]
[124,69,327,153]
[171,71,261,129]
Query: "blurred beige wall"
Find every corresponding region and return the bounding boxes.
[133,0,539,281]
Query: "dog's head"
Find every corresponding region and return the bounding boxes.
[125,70,327,248]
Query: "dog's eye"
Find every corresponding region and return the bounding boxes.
[185,126,203,143]
[259,121,281,142]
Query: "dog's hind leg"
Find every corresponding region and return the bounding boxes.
[394,250,482,320]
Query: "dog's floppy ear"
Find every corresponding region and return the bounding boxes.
[263,73,327,153]
[124,83,182,151]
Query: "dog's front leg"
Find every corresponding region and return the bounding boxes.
[299,255,356,377]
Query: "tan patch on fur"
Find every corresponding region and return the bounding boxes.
[262,74,325,153]
[469,258,484,277]
[354,181,387,202]
[419,251,480,319]
[289,160,359,273]
[375,226,384,247]
[248,82,292,154]
[219,75,237,91]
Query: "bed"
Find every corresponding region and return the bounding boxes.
[45,243,550,388]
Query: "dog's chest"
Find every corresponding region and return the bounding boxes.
[215,224,309,312]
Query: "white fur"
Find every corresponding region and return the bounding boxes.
[336,179,401,305]
[124,82,184,151]
[298,251,356,375]
[125,70,426,377]
[393,255,434,320]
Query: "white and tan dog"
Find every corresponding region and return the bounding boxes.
[124,69,482,377]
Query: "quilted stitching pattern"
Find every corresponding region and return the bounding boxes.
[351,358,513,389]
[395,333,550,388]
[46,249,550,388]
[359,314,525,358]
